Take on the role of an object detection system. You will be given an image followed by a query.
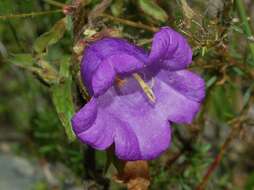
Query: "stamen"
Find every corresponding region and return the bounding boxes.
[133,73,156,103]
[115,76,127,88]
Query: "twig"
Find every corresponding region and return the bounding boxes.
[178,29,201,44]
[88,0,112,26]
[101,13,159,32]
[235,0,254,61]
[0,9,62,20]
[196,115,247,190]
[40,159,60,188]
[164,150,184,169]
[43,0,65,8]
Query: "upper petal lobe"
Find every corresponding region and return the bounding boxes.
[148,27,192,70]
[81,38,147,95]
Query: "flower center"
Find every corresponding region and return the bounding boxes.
[132,73,156,103]
[115,76,127,88]
[115,74,156,103]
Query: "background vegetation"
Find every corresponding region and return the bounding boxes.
[1,0,254,189]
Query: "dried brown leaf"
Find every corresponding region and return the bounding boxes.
[114,161,150,190]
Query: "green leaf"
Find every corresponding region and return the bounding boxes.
[34,17,67,53]
[66,15,73,37]
[137,0,168,22]
[9,54,59,85]
[206,76,217,88]
[8,53,35,67]
[208,85,238,121]
[243,83,254,108]
[35,59,59,85]
[245,172,254,190]
[232,66,245,76]
[51,56,75,141]
[111,0,124,17]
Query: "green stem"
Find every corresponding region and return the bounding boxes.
[106,149,125,173]
[102,13,159,32]
[43,0,65,8]
[0,9,62,20]
[235,0,254,61]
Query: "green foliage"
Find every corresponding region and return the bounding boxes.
[111,0,124,17]
[1,0,254,189]
[8,53,35,67]
[51,56,75,141]
[137,0,168,23]
[245,172,254,190]
[34,17,67,53]
[150,142,212,190]
[208,85,239,122]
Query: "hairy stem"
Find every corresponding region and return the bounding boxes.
[43,0,65,8]
[102,13,159,32]
[0,10,62,20]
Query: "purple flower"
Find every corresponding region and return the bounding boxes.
[72,27,205,160]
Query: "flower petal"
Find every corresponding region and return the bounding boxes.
[148,27,192,70]
[110,118,141,160]
[74,33,205,161]
[72,97,115,150]
[73,78,171,160]
[157,69,205,103]
[96,87,172,160]
[92,60,116,96]
[91,53,144,96]
[72,68,204,160]
[77,111,115,150]
[81,38,147,95]
[142,67,205,124]
[71,97,97,134]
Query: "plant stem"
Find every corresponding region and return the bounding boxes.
[196,123,242,190]
[44,0,65,8]
[0,9,62,20]
[196,114,247,190]
[101,13,159,32]
[235,0,254,61]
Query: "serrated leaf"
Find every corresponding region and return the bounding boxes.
[137,0,168,22]
[51,56,75,141]
[34,17,67,53]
